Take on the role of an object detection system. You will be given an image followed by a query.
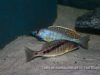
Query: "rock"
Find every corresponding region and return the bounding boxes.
[75,7,100,34]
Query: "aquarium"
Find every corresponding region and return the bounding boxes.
[0,1,100,75]
[0,0,57,48]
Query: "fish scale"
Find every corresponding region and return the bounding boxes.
[42,40,78,57]
[27,26,90,62]
[41,40,65,54]
[25,40,79,62]
[48,26,80,39]
[34,26,90,49]
[32,26,82,44]
[36,26,82,46]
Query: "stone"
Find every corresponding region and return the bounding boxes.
[75,7,100,34]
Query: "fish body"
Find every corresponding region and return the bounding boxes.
[25,40,79,62]
[37,28,79,42]
[48,26,80,39]
[32,26,90,49]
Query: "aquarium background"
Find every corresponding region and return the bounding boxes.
[58,0,100,9]
[0,0,57,48]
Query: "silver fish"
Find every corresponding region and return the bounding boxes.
[32,26,90,49]
[25,40,79,62]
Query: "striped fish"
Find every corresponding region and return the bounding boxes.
[25,40,79,62]
[32,26,90,49]
[48,26,80,39]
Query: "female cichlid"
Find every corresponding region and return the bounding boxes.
[25,40,79,62]
[32,26,90,49]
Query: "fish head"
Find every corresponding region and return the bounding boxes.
[37,29,51,39]
[32,31,38,36]
[32,30,44,41]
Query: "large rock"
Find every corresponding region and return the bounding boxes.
[75,7,100,34]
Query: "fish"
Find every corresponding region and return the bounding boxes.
[32,26,90,49]
[48,26,80,39]
[25,40,79,62]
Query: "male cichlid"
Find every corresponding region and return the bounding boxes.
[32,26,90,49]
[25,40,79,62]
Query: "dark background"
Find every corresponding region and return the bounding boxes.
[0,0,57,48]
[58,0,100,9]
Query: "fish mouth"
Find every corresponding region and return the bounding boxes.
[32,31,38,36]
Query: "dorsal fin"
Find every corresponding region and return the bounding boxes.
[48,26,80,39]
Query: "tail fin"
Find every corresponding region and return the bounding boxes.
[79,35,90,49]
[25,47,37,62]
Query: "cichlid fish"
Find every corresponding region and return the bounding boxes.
[32,26,90,49]
[25,40,79,62]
